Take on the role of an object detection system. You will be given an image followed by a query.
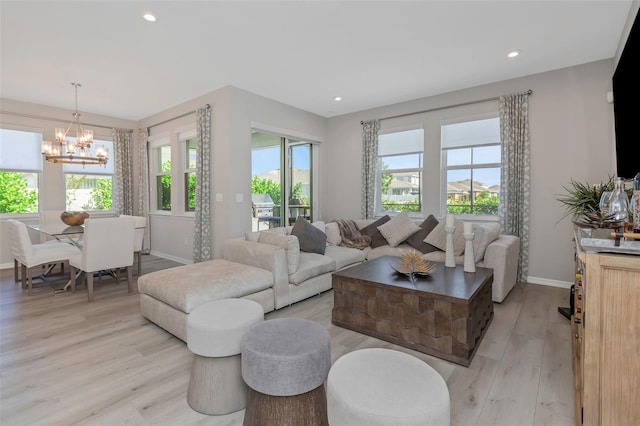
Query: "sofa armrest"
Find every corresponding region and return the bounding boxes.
[482,235,520,303]
[221,239,290,306]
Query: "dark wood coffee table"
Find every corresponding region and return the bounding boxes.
[332,256,493,366]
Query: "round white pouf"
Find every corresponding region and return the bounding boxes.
[186,298,264,415]
[327,348,450,426]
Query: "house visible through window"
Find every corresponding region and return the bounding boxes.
[63,139,115,211]
[441,117,501,215]
[377,128,424,215]
[0,128,42,214]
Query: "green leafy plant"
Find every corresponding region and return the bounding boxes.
[0,171,38,213]
[556,176,616,221]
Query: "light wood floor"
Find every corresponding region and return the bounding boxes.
[0,255,574,426]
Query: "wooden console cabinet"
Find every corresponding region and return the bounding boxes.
[573,249,640,425]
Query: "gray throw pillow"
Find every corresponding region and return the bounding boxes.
[406,215,440,254]
[291,216,327,254]
[358,215,391,248]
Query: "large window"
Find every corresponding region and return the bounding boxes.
[183,137,197,212]
[149,129,197,215]
[377,128,424,215]
[0,128,42,214]
[441,117,501,215]
[63,139,114,211]
[250,131,314,231]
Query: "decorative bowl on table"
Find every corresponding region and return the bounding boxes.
[60,211,89,226]
[390,251,436,282]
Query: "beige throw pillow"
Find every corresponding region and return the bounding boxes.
[424,218,465,255]
[325,222,342,246]
[471,222,501,262]
[258,232,300,274]
[377,212,421,248]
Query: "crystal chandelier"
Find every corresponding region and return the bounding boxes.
[41,82,108,166]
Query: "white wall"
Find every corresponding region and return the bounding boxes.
[322,59,616,287]
[137,85,327,261]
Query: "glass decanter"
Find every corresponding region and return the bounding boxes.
[609,177,629,223]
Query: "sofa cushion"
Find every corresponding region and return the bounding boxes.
[325,222,342,246]
[405,215,440,254]
[472,222,501,262]
[377,212,421,247]
[137,259,273,313]
[424,218,465,255]
[245,227,287,242]
[324,245,366,270]
[292,217,327,255]
[366,244,415,260]
[288,252,336,285]
[358,215,391,248]
[259,232,300,274]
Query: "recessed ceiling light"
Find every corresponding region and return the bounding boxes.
[142,11,157,22]
[507,50,520,58]
[334,96,342,102]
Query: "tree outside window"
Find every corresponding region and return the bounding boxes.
[0,171,38,213]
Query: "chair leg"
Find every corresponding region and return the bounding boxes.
[136,252,142,276]
[87,271,94,302]
[27,267,33,296]
[115,268,121,283]
[21,264,27,289]
[70,266,77,293]
[14,259,19,283]
[127,266,133,294]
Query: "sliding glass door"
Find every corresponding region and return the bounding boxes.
[251,132,313,231]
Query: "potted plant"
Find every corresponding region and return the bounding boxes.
[557,176,632,229]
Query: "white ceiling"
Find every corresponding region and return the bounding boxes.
[0,1,634,121]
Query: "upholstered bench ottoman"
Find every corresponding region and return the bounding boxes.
[138,259,275,341]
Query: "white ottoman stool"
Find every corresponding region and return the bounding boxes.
[186,298,264,415]
[327,348,450,426]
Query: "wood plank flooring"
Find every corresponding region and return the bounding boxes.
[0,256,574,425]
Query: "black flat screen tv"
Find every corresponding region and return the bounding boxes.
[612,9,640,179]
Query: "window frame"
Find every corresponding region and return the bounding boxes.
[0,126,44,217]
[62,138,115,212]
[440,113,501,220]
[375,126,425,217]
[149,126,197,217]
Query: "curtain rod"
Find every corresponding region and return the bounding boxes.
[146,103,211,135]
[360,89,532,124]
[0,110,126,131]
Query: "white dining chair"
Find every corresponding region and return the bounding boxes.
[7,219,81,295]
[69,217,135,302]
[38,210,64,243]
[119,214,146,275]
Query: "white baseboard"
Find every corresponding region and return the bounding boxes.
[149,250,191,265]
[526,276,572,289]
[0,262,14,271]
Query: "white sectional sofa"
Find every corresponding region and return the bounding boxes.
[138,216,520,340]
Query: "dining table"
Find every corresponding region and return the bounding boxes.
[27,221,143,293]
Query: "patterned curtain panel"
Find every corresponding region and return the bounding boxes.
[138,129,151,253]
[111,128,134,216]
[193,105,212,263]
[498,91,530,282]
[361,119,380,219]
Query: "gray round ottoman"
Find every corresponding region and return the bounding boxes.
[186,298,264,415]
[326,348,450,425]
[241,318,331,426]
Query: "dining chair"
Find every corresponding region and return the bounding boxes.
[69,217,135,302]
[7,219,81,295]
[119,214,146,275]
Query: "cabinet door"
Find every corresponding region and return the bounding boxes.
[584,253,640,426]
